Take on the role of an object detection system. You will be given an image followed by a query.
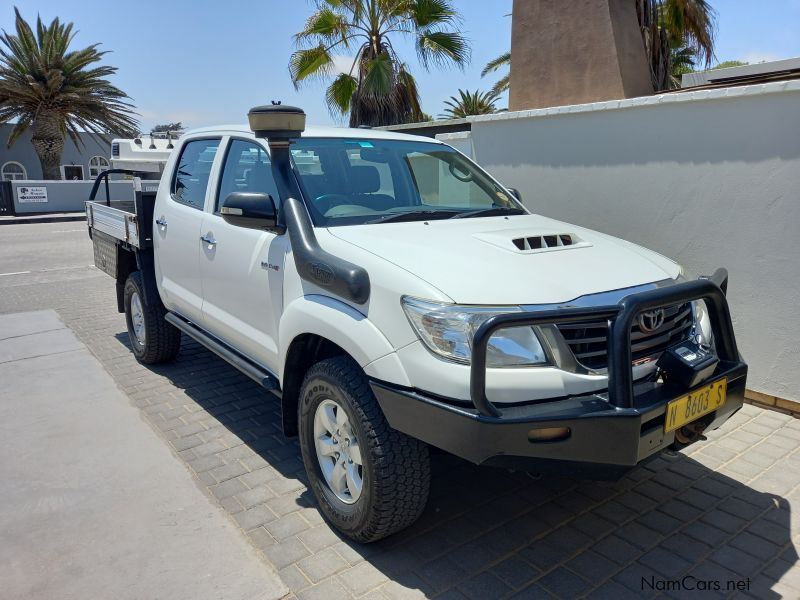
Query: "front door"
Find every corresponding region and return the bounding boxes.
[199,138,286,372]
[153,137,221,324]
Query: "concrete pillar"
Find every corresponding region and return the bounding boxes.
[509,0,654,111]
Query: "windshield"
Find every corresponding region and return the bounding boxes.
[290,138,525,226]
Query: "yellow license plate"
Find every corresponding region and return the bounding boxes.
[664,379,727,432]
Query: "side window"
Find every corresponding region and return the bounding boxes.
[171,138,220,209]
[216,139,280,213]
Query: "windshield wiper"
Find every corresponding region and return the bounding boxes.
[365,210,460,224]
[450,207,526,219]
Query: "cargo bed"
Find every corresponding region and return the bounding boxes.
[86,169,162,312]
[86,170,159,250]
[86,200,142,247]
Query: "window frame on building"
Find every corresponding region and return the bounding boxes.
[1,161,27,181]
[60,164,85,180]
[88,156,110,179]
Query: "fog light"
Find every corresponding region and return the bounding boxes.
[527,427,571,443]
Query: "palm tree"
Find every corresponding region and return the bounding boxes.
[290,0,470,127]
[440,89,500,119]
[670,43,698,80]
[0,8,138,180]
[637,0,717,90]
[660,0,716,68]
[481,51,510,96]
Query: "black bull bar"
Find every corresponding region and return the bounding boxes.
[470,268,740,417]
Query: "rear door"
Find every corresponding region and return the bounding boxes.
[198,137,287,372]
[153,137,221,324]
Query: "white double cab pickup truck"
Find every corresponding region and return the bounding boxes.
[86,104,747,542]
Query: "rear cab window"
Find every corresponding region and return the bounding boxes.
[171,138,220,209]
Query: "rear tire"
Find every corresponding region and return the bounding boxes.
[124,271,181,364]
[299,356,430,543]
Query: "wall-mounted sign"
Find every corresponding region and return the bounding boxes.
[17,186,48,203]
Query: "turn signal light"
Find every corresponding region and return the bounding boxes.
[527,427,571,443]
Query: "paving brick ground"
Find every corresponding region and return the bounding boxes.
[2,225,799,599]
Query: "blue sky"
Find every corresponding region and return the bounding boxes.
[2,1,798,131]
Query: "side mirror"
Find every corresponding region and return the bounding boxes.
[507,187,522,202]
[220,192,280,231]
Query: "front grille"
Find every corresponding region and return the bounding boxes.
[557,303,694,370]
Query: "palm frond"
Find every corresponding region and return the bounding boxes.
[660,0,716,67]
[410,0,458,28]
[361,52,394,97]
[481,50,510,77]
[6,117,31,147]
[295,7,352,47]
[416,30,469,69]
[288,45,335,86]
[440,88,500,119]
[488,73,510,96]
[325,72,358,115]
[395,63,422,121]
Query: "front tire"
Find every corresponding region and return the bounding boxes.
[299,357,430,543]
[124,271,181,364]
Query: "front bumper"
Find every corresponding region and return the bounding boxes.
[372,269,748,479]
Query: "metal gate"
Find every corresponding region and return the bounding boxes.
[0,181,14,215]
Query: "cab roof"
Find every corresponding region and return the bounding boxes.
[182,124,442,144]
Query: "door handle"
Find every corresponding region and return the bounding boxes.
[155,217,167,227]
[200,234,217,246]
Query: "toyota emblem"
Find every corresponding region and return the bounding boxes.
[638,308,666,333]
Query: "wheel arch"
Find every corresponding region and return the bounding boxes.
[278,295,405,436]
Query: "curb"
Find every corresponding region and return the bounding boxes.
[0,214,86,225]
[745,389,800,418]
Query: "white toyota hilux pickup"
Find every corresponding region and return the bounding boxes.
[86,105,747,542]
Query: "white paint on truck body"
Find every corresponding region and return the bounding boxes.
[151,124,684,404]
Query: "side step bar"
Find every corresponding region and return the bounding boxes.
[165,312,280,393]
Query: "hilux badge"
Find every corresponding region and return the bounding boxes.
[638,308,666,333]
[260,261,280,272]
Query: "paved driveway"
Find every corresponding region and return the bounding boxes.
[1,223,799,599]
[0,310,287,600]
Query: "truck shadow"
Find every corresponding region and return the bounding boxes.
[115,332,799,599]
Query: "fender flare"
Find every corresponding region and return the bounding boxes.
[279,294,397,382]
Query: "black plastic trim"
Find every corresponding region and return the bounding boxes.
[371,359,746,476]
[471,268,741,417]
[165,312,280,393]
[266,138,371,305]
[283,197,371,304]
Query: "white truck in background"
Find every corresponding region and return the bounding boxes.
[86,105,748,542]
[109,131,179,177]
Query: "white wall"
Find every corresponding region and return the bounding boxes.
[10,180,135,214]
[466,81,800,401]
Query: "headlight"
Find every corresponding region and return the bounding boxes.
[401,297,549,367]
[692,300,713,347]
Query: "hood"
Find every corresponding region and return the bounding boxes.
[327,214,680,305]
